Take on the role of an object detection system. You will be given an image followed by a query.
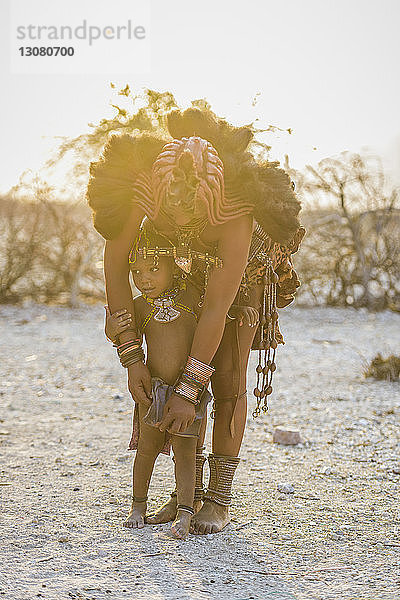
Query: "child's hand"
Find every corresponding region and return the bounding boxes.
[104,306,132,342]
[228,305,259,327]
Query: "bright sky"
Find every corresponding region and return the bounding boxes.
[1,0,400,194]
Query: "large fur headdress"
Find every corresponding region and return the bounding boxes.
[87,107,302,244]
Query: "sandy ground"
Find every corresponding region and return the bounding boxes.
[0,303,399,600]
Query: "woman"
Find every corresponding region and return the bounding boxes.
[87,108,304,534]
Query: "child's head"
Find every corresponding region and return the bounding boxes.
[131,255,175,299]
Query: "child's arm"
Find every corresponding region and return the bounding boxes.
[228,304,259,327]
[104,306,134,343]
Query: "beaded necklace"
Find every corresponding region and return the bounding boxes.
[140,287,197,330]
[129,219,222,275]
[147,214,219,307]
[157,210,210,273]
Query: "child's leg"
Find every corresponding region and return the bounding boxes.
[146,415,207,524]
[170,435,197,539]
[124,404,167,529]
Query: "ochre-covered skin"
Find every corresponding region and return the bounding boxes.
[88,107,305,536]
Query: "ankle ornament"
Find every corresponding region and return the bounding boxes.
[204,454,240,507]
[176,504,195,515]
[133,495,148,503]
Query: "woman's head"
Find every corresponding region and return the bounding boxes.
[152,136,224,225]
[88,106,301,245]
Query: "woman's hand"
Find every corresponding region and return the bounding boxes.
[157,392,196,434]
[104,306,132,342]
[228,305,259,328]
[128,362,152,408]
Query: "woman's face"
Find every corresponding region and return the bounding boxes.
[162,197,207,226]
[162,179,207,225]
[130,256,174,299]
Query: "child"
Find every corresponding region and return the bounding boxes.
[105,234,259,539]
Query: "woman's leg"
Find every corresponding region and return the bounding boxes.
[170,435,197,539]
[124,404,167,528]
[192,287,262,534]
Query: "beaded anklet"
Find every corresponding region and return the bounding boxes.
[176,504,195,515]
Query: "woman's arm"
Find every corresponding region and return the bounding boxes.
[103,205,143,339]
[189,214,253,362]
[103,206,152,406]
[158,214,253,433]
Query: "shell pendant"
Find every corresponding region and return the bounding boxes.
[153,299,181,323]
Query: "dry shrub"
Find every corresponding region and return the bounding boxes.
[0,194,104,305]
[0,196,45,302]
[365,354,400,382]
[293,153,400,311]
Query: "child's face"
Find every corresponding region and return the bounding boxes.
[131,256,174,299]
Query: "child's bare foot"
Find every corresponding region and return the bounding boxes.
[190,501,230,534]
[170,509,192,540]
[123,500,146,529]
[146,496,203,524]
[146,495,177,524]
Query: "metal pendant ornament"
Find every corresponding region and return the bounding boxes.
[173,244,193,274]
[143,288,182,324]
[152,298,181,323]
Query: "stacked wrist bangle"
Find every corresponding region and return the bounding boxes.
[173,356,215,406]
[116,339,144,368]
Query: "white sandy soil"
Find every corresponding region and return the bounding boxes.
[0,304,399,600]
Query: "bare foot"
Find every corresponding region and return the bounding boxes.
[123,500,146,529]
[190,500,230,534]
[146,496,203,525]
[193,498,203,514]
[170,509,192,540]
[145,495,177,525]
